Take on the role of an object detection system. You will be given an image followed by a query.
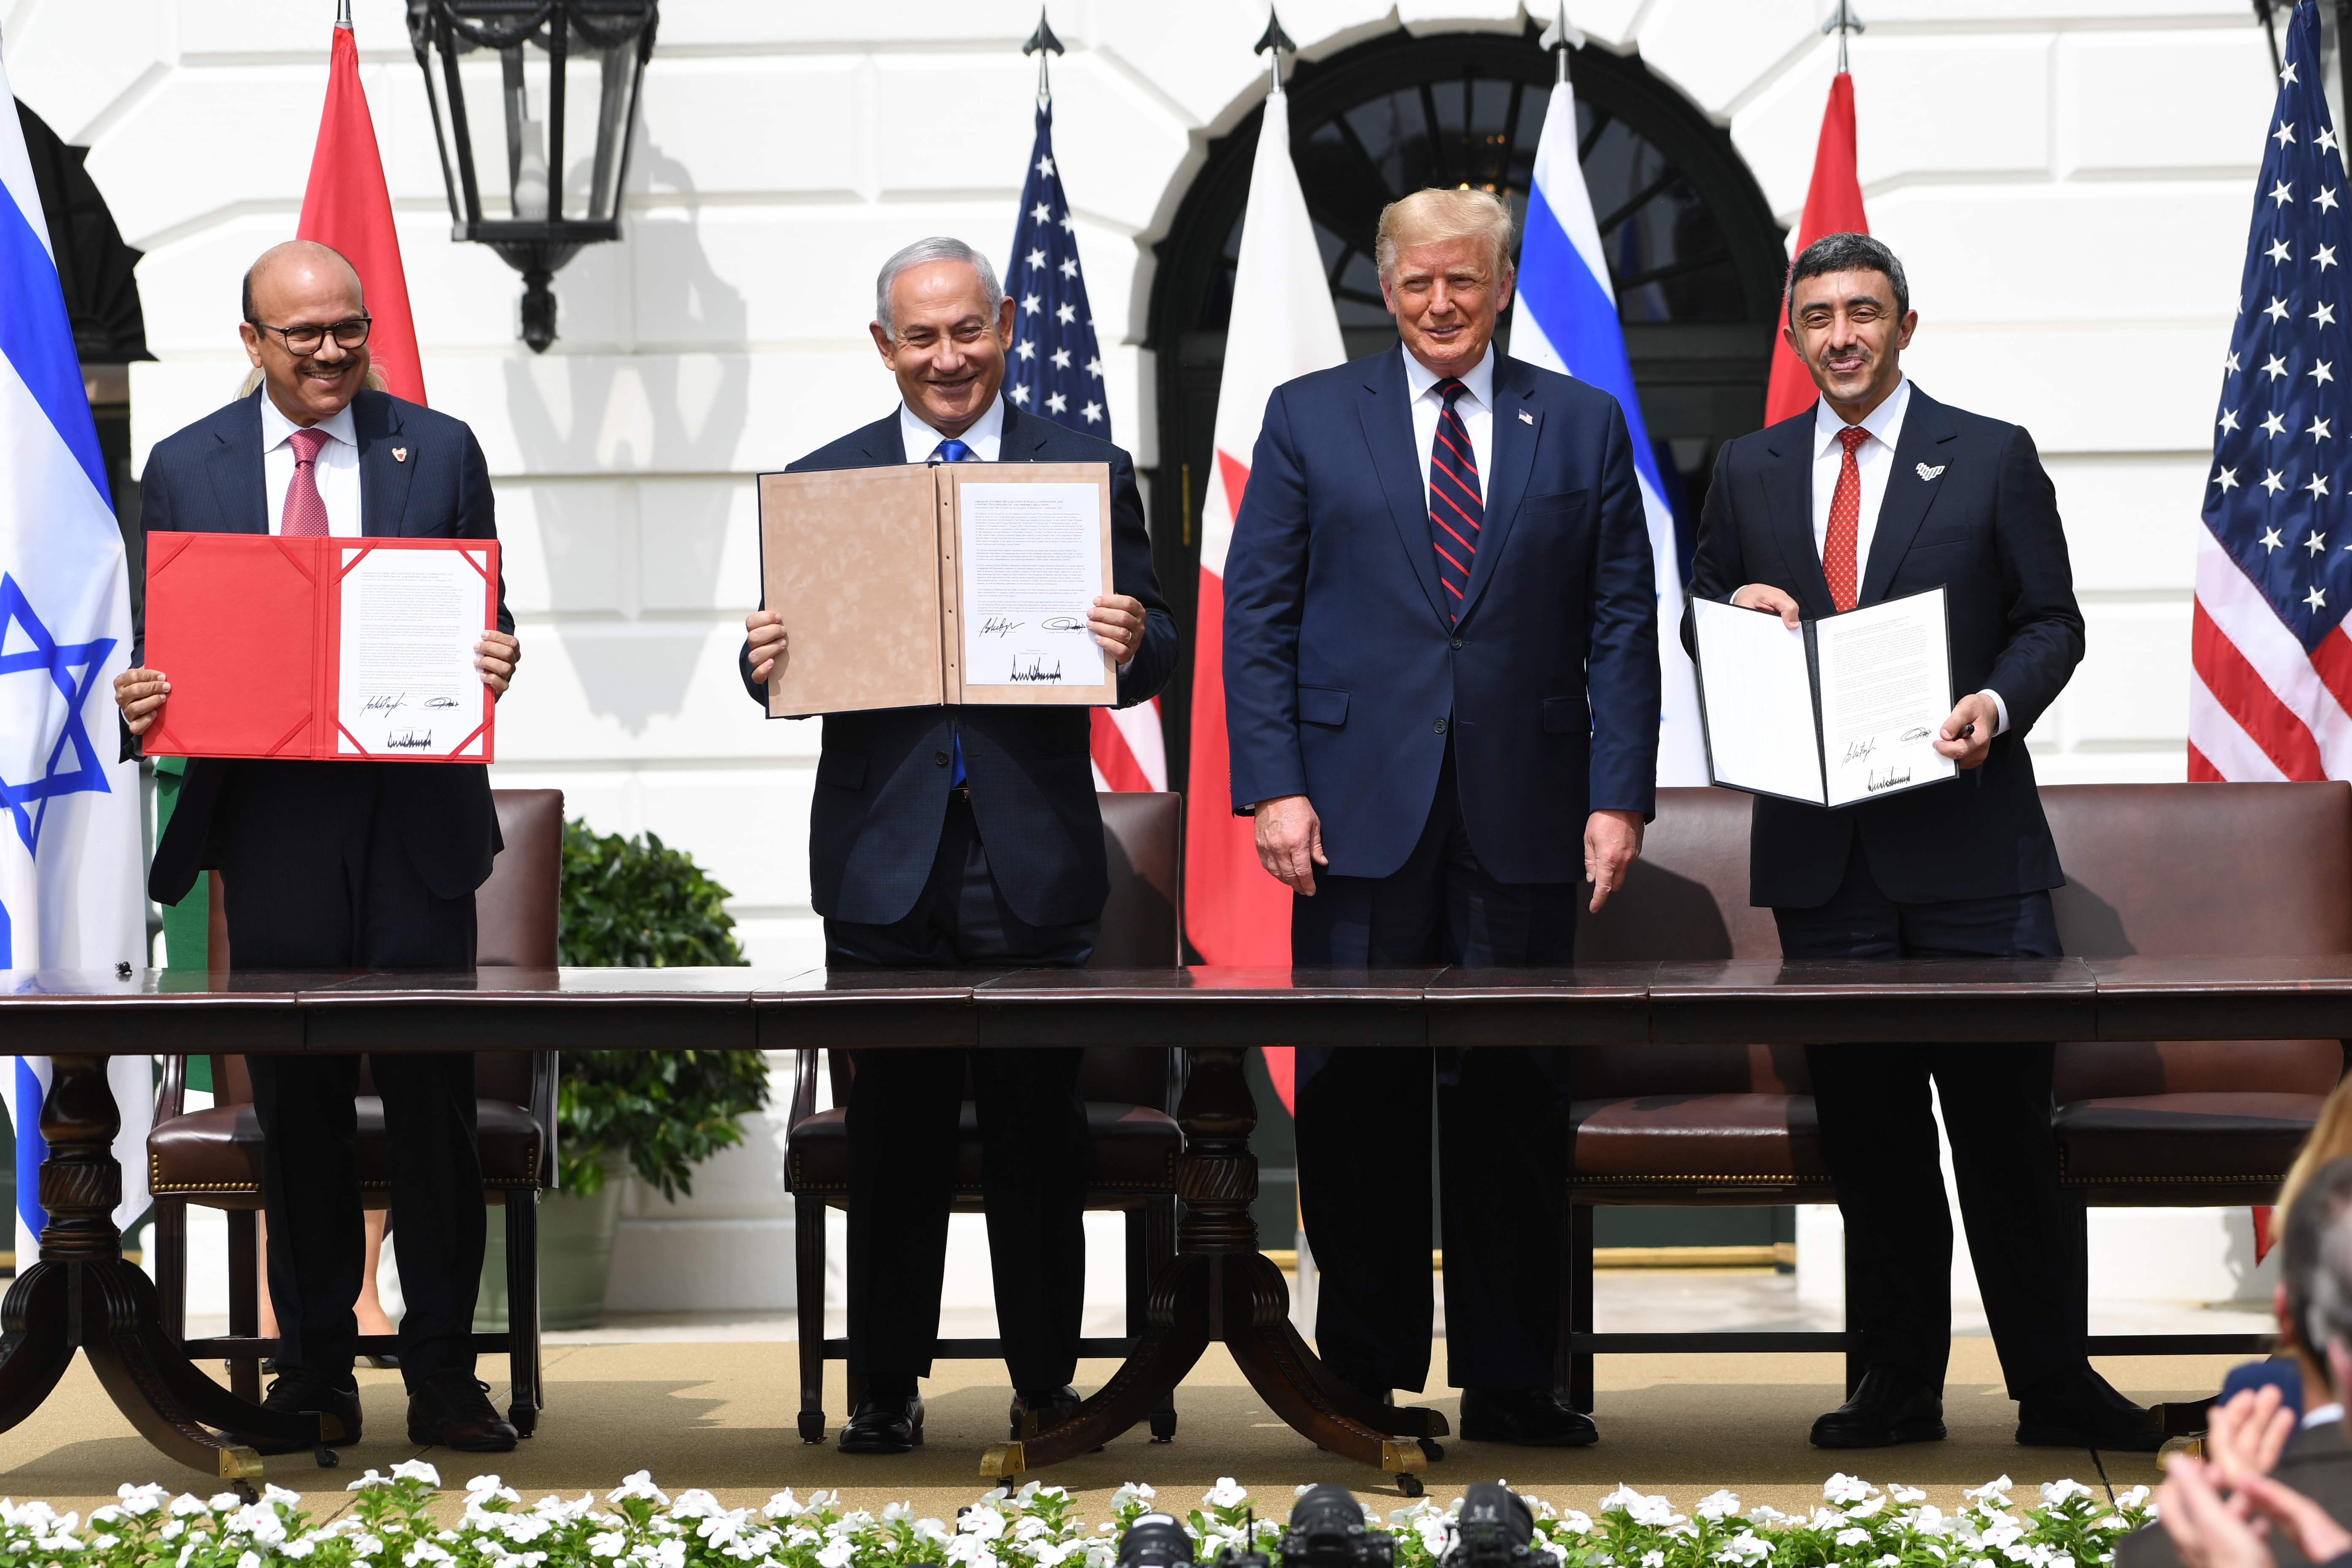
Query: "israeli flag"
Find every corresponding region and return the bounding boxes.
[1509,50,1707,786]
[1,52,155,1261]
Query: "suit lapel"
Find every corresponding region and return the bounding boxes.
[1456,355,1536,626]
[1762,410,1834,618]
[205,393,269,533]
[1358,351,1449,628]
[353,389,414,539]
[1858,387,1959,606]
[1001,400,1049,463]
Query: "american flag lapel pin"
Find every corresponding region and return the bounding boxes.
[1518,409,1534,425]
[392,446,408,463]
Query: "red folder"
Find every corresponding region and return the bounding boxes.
[144,532,498,764]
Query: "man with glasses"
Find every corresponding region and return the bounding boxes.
[112,239,522,1453]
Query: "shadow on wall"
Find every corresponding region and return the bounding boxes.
[503,120,751,736]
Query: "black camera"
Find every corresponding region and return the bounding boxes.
[1441,1484,1541,1568]
[1279,1484,1394,1568]
[1115,1514,1198,1568]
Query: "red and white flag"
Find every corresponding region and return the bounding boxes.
[1091,703,1167,792]
[297,17,426,405]
[1183,83,1345,989]
[1764,71,1866,426]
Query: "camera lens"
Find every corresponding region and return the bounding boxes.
[1117,1514,1196,1568]
[1282,1485,1389,1568]
[1443,1485,1536,1568]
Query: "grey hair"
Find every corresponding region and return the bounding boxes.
[1786,231,1910,326]
[875,236,1005,338]
[2284,1155,2352,1384]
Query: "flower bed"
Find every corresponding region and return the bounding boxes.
[4,1469,2153,1568]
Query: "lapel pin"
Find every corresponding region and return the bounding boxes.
[1916,462,1944,481]
[392,446,408,463]
[1518,409,1535,425]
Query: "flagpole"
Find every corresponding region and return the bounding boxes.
[1254,6,1295,96]
[1023,6,1062,109]
[1821,0,1865,74]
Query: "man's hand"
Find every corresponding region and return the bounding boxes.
[2240,1472,2352,1566]
[1934,691,1998,768]
[114,667,170,736]
[1088,594,1145,666]
[1584,808,1644,913]
[1255,794,1327,897]
[2159,1455,2276,1568]
[2205,1385,2297,1488]
[476,630,521,698]
[1731,583,1803,629]
[746,609,788,685]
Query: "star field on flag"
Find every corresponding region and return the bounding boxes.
[1005,100,1107,436]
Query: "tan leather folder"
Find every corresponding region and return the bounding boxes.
[757,460,1116,718]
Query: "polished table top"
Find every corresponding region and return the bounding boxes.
[3,958,2347,1047]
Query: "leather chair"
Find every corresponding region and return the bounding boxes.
[783,791,1186,1445]
[1563,781,2352,1407]
[145,788,563,1435]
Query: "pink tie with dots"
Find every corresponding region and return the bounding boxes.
[1822,425,1868,612]
[281,427,329,537]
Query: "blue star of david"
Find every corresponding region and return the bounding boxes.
[0,573,114,857]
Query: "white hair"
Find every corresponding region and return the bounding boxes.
[875,236,1005,338]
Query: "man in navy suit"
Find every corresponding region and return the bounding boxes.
[739,236,1176,1453]
[110,240,520,1453]
[1222,188,1660,1447]
[1683,232,2153,1452]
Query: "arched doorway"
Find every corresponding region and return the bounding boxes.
[1145,23,1786,786]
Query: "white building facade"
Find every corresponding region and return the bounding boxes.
[3,0,2282,1315]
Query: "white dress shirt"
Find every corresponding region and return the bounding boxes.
[2306,1401,2344,1429]
[1403,342,1495,501]
[260,392,361,537]
[899,397,1004,464]
[1807,376,2008,735]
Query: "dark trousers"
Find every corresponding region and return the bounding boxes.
[1290,747,1579,1393]
[212,761,485,1390]
[1776,831,2079,1398]
[825,792,1097,1393]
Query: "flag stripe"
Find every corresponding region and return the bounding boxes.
[2194,597,2324,778]
[2194,535,2352,774]
[0,181,108,502]
[2189,663,2292,781]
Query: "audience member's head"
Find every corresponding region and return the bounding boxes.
[238,239,373,425]
[2276,1077,2352,1220]
[2279,1153,2352,1399]
[868,235,1013,441]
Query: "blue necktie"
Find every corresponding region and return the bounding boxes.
[1427,378,1483,622]
[929,438,972,787]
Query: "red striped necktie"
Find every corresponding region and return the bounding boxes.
[1427,378,1481,621]
[281,427,329,537]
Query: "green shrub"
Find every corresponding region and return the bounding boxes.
[554,819,768,1198]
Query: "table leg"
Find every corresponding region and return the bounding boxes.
[0,1054,328,1481]
[980,1045,1440,1492]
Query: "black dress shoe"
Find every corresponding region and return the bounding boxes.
[1010,1385,1083,1440]
[839,1392,923,1454]
[1458,1386,1598,1447]
[405,1370,519,1453]
[256,1370,362,1454]
[1811,1368,1946,1448]
[2017,1369,2164,1452]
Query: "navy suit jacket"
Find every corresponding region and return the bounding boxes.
[736,400,1176,928]
[1221,348,1661,885]
[1680,384,2084,909]
[134,387,512,906]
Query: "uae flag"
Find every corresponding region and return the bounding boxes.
[1183,82,1344,996]
[1764,69,1866,425]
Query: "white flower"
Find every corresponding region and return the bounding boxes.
[1556,1512,1595,1537]
[1892,1488,1928,1506]
[588,1533,627,1559]
[2041,1481,2092,1507]
[1714,1533,1771,1565]
[1745,1508,1789,1527]
[815,1541,854,1568]
[763,1492,804,1520]
[354,1536,385,1558]
[1108,1486,1157,1512]
[2115,1487,2150,1511]
[286,1541,318,1560]
[1641,1553,1665,1568]
[388,1461,441,1489]
[1874,1557,1903,1567]
[346,1472,393,1493]
[1838,1529,1874,1547]
[916,1520,954,1546]
[882,1505,912,1524]
[1599,1487,1680,1527]
[1696,1493,1741,1522]
[1416,1518,1453,1557]
[1966,1479,2015,1508]
[1824,1475,1877,1505]
[116,1486,169,1518]
[609,1474,670,1508]
[1849,1497,1886,1520]
[169,1495,212,1516]
[1203,1480,1248,1511]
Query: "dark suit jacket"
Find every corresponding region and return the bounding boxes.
[736,401,1176,928]
[1220,348,1660,884]
[2116,1419,2352,1568]
[1680,384,2083,909]
[133,387,513,906]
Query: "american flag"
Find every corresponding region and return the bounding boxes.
[2193,0,2352,781]
[1006,96,1166,792]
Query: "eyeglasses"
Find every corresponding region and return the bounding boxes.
[250,315,373,355]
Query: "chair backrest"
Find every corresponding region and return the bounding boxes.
[204,788,564,1110]
[825,791,1184,1113]
[2042,781,2350,1098]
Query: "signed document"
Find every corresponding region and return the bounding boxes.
[142,533,496,764]
[755,460,1114,716]
[957,482,1106,688]
[1692,587,1956,808]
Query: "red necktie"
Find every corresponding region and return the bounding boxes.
[282,427,329,537]
[1823,425,1868,612]
[1427,378,1482,621]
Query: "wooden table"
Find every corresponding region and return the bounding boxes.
[3,959,2346,1492]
